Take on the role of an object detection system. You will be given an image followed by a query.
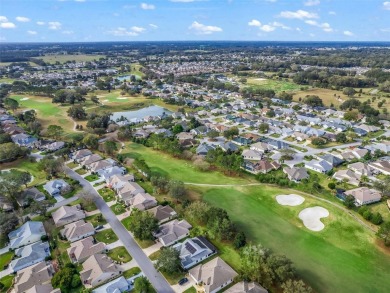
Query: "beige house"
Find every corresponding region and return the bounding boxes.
[13,261,58,293]
[129,193,157,210]
[369,160,390,175]
[283,167,309,182]
[80,154,103,167]
[154,219,192,247]
[225,281,268,293]
[52,205,86,227]
[148,205,177,224]
[117,182,145,202]
[189,257,238,293]
[60,220,95,242]
[333,169,361,186]
[67,236,105,263]
[80,254,121,288]
[344,187,382,206]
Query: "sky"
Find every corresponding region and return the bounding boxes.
[0,0,389,42]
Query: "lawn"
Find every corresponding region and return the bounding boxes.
[107,246,132,263]
[40,54,105,64]
[0,158,46,186]
[122,142,251,185]
[95,229,119,244]
[123,267,141,278]
[0,251,14,269]
[98,188,116,202]
[0,275,14,293]
[85,213,107,227]
[201,185,390,293]
[121,216,132,230]
[67,162,79,169]
[76,168,88,175]
[245,78,302,92]
[85,174,100,182]
[110,203,127,215]
[11,95,74,133]
[148,250,161,261]
[183,287,196,293]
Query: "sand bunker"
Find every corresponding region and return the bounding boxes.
[117,97,127,100]
[103,99,109,102]
[276,194,305,206]
[299,207,329,232]
[20,97,29,101]
[254,78,267,81]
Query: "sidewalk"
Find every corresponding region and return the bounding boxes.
[143,242,162,256]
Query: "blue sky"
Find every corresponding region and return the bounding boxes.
[0,0,389,42]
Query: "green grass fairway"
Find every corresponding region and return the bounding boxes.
[245,78,302,92]
[201,185,390,293]
[0,159,47,186]
[40,54,105,64]
[122,142,251,185]
[11,95,74,132]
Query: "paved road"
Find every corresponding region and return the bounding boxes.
[64,167,174,293]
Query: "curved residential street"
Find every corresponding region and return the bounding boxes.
[64,166,174,293]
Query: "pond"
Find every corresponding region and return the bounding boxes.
[111,105,172,123]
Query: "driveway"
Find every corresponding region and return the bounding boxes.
[64,166,174,293]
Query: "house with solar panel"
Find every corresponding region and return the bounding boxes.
[173,236,217,269]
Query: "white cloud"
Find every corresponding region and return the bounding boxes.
[305,20,333,32]
[0,22,16,29]
[329,11,336,15]
[248,19,261,27]
[380,28,390,32]
[279,10,318,19]
[149,23,158,29]
[75,0,86,2]
[62,30,74,34]
[140,3,155,10]
[108,27,139,37]
[48,21,62,30]
[189,21,222,35]
[170,0,199,2]
[271,21,291,30]
[343,30,354,36]
[266,0,277,2]
[36,21,45,25]
[16,16,30,22]
[384,2,390,10]
[0,16,8,22]
[131,26,146,33]
[260,25,276,32]
[304,0,320,6]
[27,30,37,35]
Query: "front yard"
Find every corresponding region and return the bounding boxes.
[0,275,14,293]
[123,267,141,279]
[76,168,88,175]
[98,188,116,202]
[85,213,107,227]
[0,251,14,270]
[107,246,132,263]
[85,174,100,182]
[95,229,118,244]
[110,203,127,215]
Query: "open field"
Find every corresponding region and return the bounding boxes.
[39,54,105,64]
[245,78,302,92]
[201,185,390,293]
[0,158,47,186]
[11,95,74,133]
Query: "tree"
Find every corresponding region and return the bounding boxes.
[4,98,19,111]
[129,209,158,240]
[266,109,276,118]
[343,110,359,121]
[207,130,219,140]
[336,133,348,143]
[185,201,210,225]
[0,142,28,162]
[0,170,31,199]
[343,87,356,97]
[371,212,383,225]
[133,276,154,293]
[259,123,269,133]
[328,182,336,190]
[172,124,183,134]
[377,222,390,246]
[38,155,64,177]
[311,137,327,146]
[90,95,99,104]
[223,127,239,139]
[343,194,355,209]
[233,231,246,249]
[168,180,186,200]
[267,254,296,283]
[373,175,390,196]
[0,213,19,238]
[51,267,79,291]
[27,200,51,216]
[82,134,99,149]
[103,140,118,156]
[303,95,323,107]
[46,125,64,139]
[0,133,11,144]
[67,105,87,120]
[281,279,313,293]
[155,247,181,274]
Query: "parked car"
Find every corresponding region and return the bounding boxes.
[95,225,104,230]
[178,278,188,285]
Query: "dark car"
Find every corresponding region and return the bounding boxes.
[95,225,104,230]
[178,278,188,285]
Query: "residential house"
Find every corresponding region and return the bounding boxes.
[305,160,333,173]
[333,170,361,186]
[173,236,216,269]
[283,167,309,182]
[92,276,130,293]
[344,187,382,206]
[242,149,263,161]
[250,142,272,153]
[13,262,58,293]
[129,193,157,211]
[67,236,105,263]
[42,141,65,152]
[348,162,372,177]
[292,132,309,142]
[225,281,268,293]
[9,241,51,272]
[243,160,280,175]
[369,160,390,175]
[71,149,93,162]
[232,137,251,146]
[16,187,45,207]
[364,142,390,154]
[189,257,238,293]
[154,219,192,247]
[60,220,95,242]
[80,254,121,288]
[176,132,195,141]
[117,182,145,203]
[0,196,13,212]
[196,143,215,156]
[148,205,177,224]
[320,154,344,167]
[88,159,115,173]
[219,141,239,152]
[99,166,127,182]
[11,133,38,148]
[107,174,134,189]
[264,138,289,150]
[43,179,70,197]
[8,221,46,249]
[81,154,103,167]
[338,148,368,161]
[52,205,86,227]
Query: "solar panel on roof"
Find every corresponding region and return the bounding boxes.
[185,242,197,254]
